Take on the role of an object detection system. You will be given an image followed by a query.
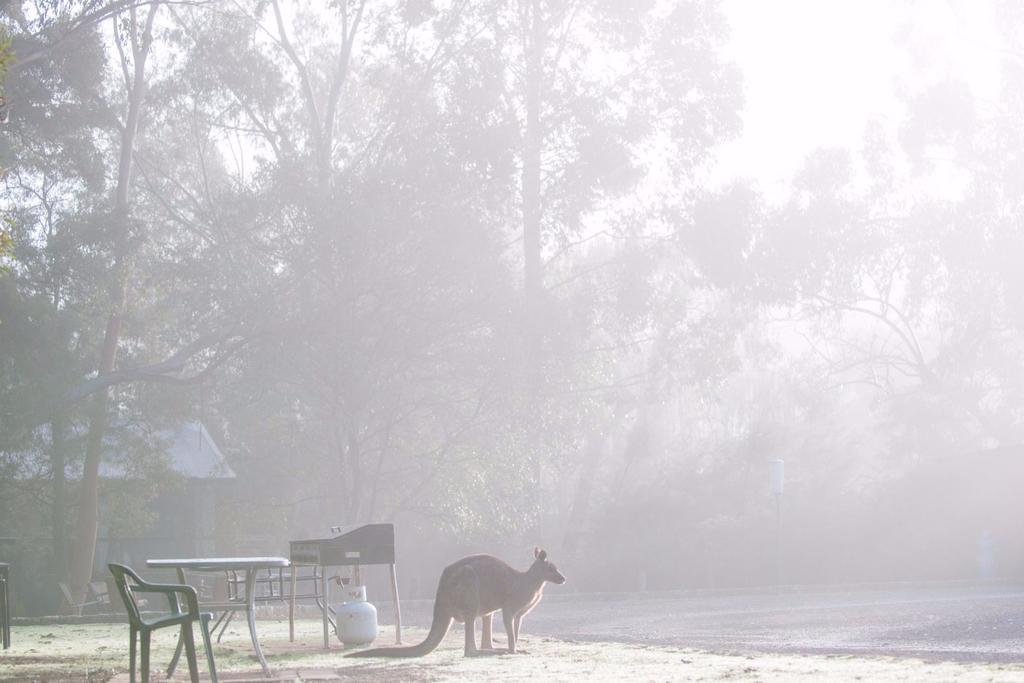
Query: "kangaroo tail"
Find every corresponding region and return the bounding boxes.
[346,584,453,658]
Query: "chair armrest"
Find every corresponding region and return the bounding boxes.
[88,582,110,602]
[132,581,197,595]
[59,582,111,614]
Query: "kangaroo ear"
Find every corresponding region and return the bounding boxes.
[534,546,540,559]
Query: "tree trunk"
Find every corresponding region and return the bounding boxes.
[522,0,543,380]
[66,4,157,596]
[521,0,545,540]
[563,432,603,554]
[50,411,69,610]
[347,430,362,524]
[68,336,118,595]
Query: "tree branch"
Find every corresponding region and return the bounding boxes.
[270,0,322,152]
[56,326,250,408]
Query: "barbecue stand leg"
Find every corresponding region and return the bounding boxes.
[321,568,330,649]
[389,563,402,644]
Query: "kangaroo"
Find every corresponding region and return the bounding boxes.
[346,547,565,657]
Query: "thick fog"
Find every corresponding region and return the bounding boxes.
[1,0,1022,614]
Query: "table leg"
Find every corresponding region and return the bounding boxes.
[166,569,187,677]
[389,563,402,644]
[245,568,271,676]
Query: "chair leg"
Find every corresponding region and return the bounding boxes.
[129,625,137,683]
[200,615,219,683]
[167,627,185,677]
[140,630,151,683]
[210,609,229,636]
[182,621,200,683]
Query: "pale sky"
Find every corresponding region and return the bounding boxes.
[713,0,1003,194]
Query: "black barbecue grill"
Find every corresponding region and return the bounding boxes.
[289,523,402,648]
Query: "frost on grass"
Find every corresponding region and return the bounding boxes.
[2,621,1023,682]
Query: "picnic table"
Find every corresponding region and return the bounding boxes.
[147,556,290,676]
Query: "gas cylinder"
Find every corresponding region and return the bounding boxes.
[335,584,378,646]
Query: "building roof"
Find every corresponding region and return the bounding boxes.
[164,421,235,479]
[10,421,235,481]
[101,421,236,480]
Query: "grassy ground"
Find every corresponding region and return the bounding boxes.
[2,618,1023,682]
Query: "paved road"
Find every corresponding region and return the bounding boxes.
[395,582,1024,663]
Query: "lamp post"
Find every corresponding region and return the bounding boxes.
[769,459,785,585]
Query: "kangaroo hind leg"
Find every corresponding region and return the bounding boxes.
[453,568,500,657]
[478,613,505,654]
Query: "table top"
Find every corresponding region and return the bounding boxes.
[146,557,290,571]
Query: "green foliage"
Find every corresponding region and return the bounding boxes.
[0,0,751,586]
[0,216,12,273]
[0,26,11,110]
[1,28,12,275]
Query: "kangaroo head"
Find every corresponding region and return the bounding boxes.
[531,547,566,584]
